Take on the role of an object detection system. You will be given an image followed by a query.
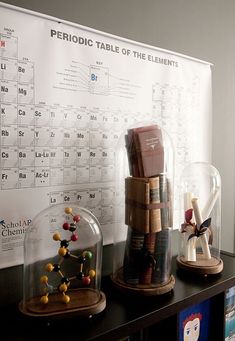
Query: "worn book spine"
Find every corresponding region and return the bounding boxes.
[149,176,161,233]
[125,177,150,233]
[123,227,145,285]
[139,232,156,285]
[125,134,133,176]
[133,130,144,177]
[159,173,170,229]
[152,229,171,284]
[125,131,140,177]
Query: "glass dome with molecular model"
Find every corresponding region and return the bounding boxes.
[19,203,106,317]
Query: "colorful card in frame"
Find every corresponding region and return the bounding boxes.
[225,286,235,341]
[178,299,211,341]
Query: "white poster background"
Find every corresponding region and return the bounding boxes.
[0,2,212,269]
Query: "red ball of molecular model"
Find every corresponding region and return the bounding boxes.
[40,207,96,304]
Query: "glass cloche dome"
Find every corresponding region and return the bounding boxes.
[177,162,223,275]
[111,121,175,295]
[19,203,106,317]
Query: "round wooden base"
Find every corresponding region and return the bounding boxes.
[111,268,175,296]
[19,288,106,318]
[176,254,223,275]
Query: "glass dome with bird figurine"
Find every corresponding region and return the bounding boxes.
[177,161,223,275]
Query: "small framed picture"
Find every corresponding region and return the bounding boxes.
[178,299,211,341]
[225,286,235,341]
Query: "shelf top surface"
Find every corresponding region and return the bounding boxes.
[5,251,235,341]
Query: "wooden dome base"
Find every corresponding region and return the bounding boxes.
[111,268,175,296]
[19,288,106,318]
[176,254,223,275]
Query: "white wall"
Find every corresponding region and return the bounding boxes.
[2,0,235,252]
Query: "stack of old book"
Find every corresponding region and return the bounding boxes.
[123,124,172,286]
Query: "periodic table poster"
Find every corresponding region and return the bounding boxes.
[0,2,212,269]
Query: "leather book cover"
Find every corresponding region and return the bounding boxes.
[159,173,170,228]
[125,177,150,233]
[123,227,145,285]
[125,176,162,233]
[152,229,171,284]
[125,130,140,177]
[149,176,162,233]
[134,125,164,177]
[139,232,156,285]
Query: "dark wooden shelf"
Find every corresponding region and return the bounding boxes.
[3,251,235,340]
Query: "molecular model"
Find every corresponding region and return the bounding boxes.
[40,207,96,304]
